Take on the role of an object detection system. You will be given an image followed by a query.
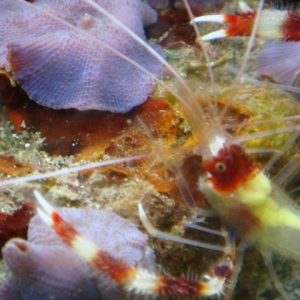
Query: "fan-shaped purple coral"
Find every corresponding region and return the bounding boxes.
[0,0,162,112]
[0,207,155,300]
[256,41,300,88]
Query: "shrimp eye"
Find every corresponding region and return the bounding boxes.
[215,162,226,173]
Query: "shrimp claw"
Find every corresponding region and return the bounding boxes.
[34,190,234,298]
[193,10,300,41]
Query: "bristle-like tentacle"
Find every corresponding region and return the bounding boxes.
[192,15,226,24]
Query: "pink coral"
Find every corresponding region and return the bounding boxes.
[256,41,300,89]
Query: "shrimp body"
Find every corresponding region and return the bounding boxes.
[199,143,300,260]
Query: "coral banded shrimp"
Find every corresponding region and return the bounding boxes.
[1,0,300,299]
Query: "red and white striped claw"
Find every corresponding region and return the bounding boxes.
[193,10,300,42]
[34,190,234,298]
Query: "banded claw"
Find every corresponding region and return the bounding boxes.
[192,10,300,42]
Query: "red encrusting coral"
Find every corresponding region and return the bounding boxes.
[0,202,36,257]
[0,155,32,175]
[147,8,197,47]
[3,86,177,159]
[0,75,28,105]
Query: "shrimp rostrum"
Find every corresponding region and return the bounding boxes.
[1,0,300,299]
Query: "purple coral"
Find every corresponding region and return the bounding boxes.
[0,208,155,299]
[256,41,300,89]
[0,0,162,112]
